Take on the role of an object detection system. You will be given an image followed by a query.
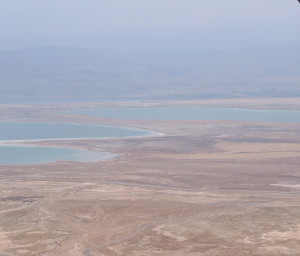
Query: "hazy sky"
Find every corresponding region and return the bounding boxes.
[0,0,299,51]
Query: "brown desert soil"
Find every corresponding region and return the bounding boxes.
[0,98,300,256]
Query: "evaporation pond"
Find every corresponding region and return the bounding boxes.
[0,145,115,165]
[0,122,150,165]
[0,122,150,141]
[73,107,300,123]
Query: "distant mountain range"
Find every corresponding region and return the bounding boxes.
[0,46,299,102]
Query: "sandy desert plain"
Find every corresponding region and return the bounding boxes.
[0,98,300,256]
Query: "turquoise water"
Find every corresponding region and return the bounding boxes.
[0,122,150,141]
[0,122,149,165]
[74,107,300,123]
[3,107,300,165]
[0,145,115,165]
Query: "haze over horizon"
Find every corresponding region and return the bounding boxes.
[1,0,300,102]
[2,2,300,256]
[1,0,300,51]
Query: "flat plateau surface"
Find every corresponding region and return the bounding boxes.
[0,99,300,256]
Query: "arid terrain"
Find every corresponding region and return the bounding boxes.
[1,99,300,256]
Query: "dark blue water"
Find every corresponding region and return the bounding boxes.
[73,107,300,123]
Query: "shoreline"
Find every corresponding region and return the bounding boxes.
[0,144,119,166]
[1,97,300,110]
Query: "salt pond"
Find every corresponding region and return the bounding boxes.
[2,107,300,165]
[73,107,300,123]
[0,145,115,165]
[0,122,150,165]
[0,122,150,141]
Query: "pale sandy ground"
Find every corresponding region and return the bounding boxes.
[0,98,300,256]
